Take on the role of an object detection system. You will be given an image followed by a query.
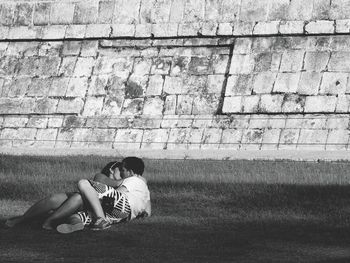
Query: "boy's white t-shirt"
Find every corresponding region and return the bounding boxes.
[120,175,150,220]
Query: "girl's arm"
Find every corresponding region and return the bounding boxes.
[93,173,123,188]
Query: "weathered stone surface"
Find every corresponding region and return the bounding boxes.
[192,94,220,114]
[65,25,86,38]
[114,129,143,149]
[326,129,349,150]
[111,24,135,37]
[121,98,143,115]
[147,75,164,96]
[225,75,254,96]
[304,95,337,112]
[66,78,89,97]
[336,95,350,112]
[86,24,111,38]
[176,95,193,115]
[273,73,300,93]
[27,78,52,97]
[55,129,74,148]
[220,129,242,149]
[114,0,140,24]
[88,128,115,148]
[261,128,281,150]
[12,128,37,147]
[73,57,95,77]
[233,38,252,54]
[253,72,277,94]
[327,115,349,129]
[232,21,255,35]
[278,128,299,149]
[328,52,350,71]
[330,0,350,20]
[253,21,279,35]
[34,98,58,114]
[51,3,75,24]
[200,128,221,149]
[241,128,263,150]
[319,72,348,95]
[305,21,334,34]
[163,95,177,115]
[282,94,305,113]
[73,1,98,24]
[287,0,313,20]
[3,117,28,128]
[336,19,350,33]
[98,1,114,24]
[240,0,268,21]
[62,41,82,56]
[222,96,242,113]
[35,128,58,148]
[297,129,328,150]
[207,75,224,94]
[48,116,64,128]
[260,94,283,112]
[242,95,260,113]
[297,72,321,95]
[312,0,331,20]
[34,3,50,25]
[141,129,169,149]
[303,51,330,71]
[230,54,254,74]
[143,97,164,115]
[57,98,84,114]
[279,21,304,34]
[82,97,104,116]
[279,50,304,72]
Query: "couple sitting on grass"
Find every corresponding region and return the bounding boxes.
[5,156,151,234]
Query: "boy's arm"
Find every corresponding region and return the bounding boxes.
[145,200,151,217]
[93,173,123,188]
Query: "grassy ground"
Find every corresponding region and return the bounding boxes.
[1,155,350,263]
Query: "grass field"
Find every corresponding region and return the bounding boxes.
[1,155,350,263]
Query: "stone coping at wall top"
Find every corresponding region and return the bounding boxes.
[1,20,350,41]
[1,148,349,162]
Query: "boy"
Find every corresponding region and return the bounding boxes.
[56,157,151,233]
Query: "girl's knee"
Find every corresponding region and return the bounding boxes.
[48,193,68,207]
[78,179,90,192]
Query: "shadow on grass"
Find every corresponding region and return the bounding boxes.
[1,181,350,263]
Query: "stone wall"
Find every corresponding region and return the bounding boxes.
[1,0,350,155]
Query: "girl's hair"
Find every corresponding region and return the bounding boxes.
[100,161,120,176]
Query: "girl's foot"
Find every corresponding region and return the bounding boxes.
[42,220,54,230]
[4,217,21,228]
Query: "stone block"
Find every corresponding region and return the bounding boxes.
[26,116,48,128]
[330,0,350,19]
[220,0,240,22]
[312,0,331,19]
[111,24,135,37]
[57,98,84,114]
[152,23,178,37]
[163,76,183,94]
[305,20,334,34]
[133,116,162,129]
[336,95,350,112]
[278,129,299,149]
[168,0,185,22]
[35,128,58,148]
[85,117,110,128]
[121,98,143,115]
[251,37,274,53]
[220,129,242,149]
[38,41,62,57]
[200,21,218,36]
[328,52,350,71]
[27,78,52,97]
[297,72,322,95]
[176,95,193,115]
[151,57,172,75]
[183,0,204,22]
[86,75,106,96]
[146,75,164,96]
[241,129,263,150]
[233,38,252,54]
[85,24,111,38]
[304,95,337,112]
[282,94,305,113]
[336,19,350,33]
[211,55,229,75]
[66,78,88,97]
[240,0,268,21]
[279,21,304,34]
[330,36,350,51]
[305,36,330,51]
[33,3,50,25]
[252,72,277,94]
[163,95,177,115]
[48,116,64,128]
[207,75,225,94]
[192,94,220,115]
[88,128,115,149]
[0,27,9,40]
[42,25,66,39]
[270,53,282,72]
[242,95,260,113]
[297,129,327,150]
[217,23,232,36]
[108,117,129,128]
[285,116,303,128]
[301,117,326,129]
[20,98,36,114]
[102,96,123,116]
[261,128,281,150]
[160,115,178,128]
[232,21,255,35]
[8,26,40,39]
[259,94,283,113]
[327,115,349,129]
[303,51,330,72]
[287,0,313,20]
[6,78,31,97]
[167,128,190,149]
[253,53,273,72]
[267,115,286,129]
[229,54,254,74]
[273,73,300,93]
[3,117,28,127]
[135,24,152,37]
[82,97,104,116]
[33,98,58,114]
[98,1,114,23]
[49,78,69,96]
[62,41,82,56]
[12,128,37,147]
[114,129,143,150]
[70,128,91,148]
[65,25,86,39]
[222,96,242,113]
[73,57,95,77]
[14,3,33,26]
[253,21,279,35]
[94,56,133,76]
[326,129,349,150]
[0,128,16,147]
[51,3,75,24]
[58,57,77,77]
[73,1,98,24]
[321,72,348,95]
[200,128,221,149]
[80,40,98,57]
[114,0,140,24]
[192,115,212,128]
[0,4,15,26]
[141,129,169,149]
[178,22,201,36]
[55,129,73,148]
[279,50,304,72]
[143,97,164,115]
[62,116,85,129]
[182,75,207,94]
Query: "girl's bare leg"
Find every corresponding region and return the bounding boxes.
[5,193,69,228]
